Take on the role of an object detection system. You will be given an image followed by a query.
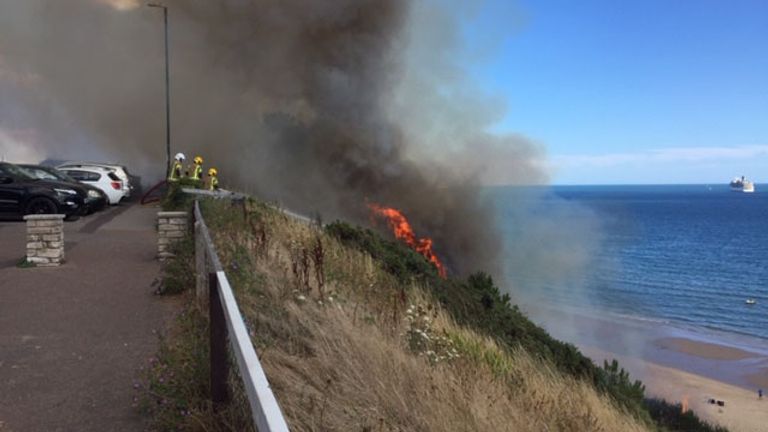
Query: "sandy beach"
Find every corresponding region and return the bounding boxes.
[586,346,768,432]
[525,306,768,431]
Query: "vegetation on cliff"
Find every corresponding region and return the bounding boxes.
[145,196,727,432]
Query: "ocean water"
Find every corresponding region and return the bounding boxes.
[493,184,768,341]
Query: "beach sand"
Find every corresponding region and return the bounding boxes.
[655,337,757,361]
[586,346,768,432]
[524,306,768,431]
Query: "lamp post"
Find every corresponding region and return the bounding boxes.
[148,3,171,178]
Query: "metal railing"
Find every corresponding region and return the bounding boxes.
[193,200,290,432]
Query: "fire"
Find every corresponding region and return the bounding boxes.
[681,395,689,413]
[368,203,447,278]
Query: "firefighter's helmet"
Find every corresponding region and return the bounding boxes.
[174,152,186,161]
[194,156,203,165]
[208,168,217,177]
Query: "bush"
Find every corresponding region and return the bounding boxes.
[325,221,441,282]
[158,234,195,295]
[162,181,196,211]
[644,398,728,432]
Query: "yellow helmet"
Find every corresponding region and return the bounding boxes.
[208,167,217,176]
[194,156,203,165]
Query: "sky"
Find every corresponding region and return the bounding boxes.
[462,0,768,185]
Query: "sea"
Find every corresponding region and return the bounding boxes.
[492,184,768,343]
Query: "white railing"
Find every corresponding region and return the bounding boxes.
[193,200,290,432]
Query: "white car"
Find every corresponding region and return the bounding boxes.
[57,162,133,198]
[58,166,127,205]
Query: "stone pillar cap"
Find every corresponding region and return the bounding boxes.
[157,211,188,217]
[23,214,66,221]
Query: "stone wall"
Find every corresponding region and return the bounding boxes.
[157,211,189,260]
[24,214,65,267]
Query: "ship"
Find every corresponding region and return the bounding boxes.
[730,176,755,193]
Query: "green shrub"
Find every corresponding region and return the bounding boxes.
[162,181,195,211]
[325,221,439,282]
[644,398,728,432]
[16,257,35,268]
[158,234,195,295]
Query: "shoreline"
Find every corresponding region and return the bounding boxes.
[584,346,768,432]
[524,303,768,391]
[524,304,768,430]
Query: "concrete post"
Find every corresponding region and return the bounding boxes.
[157,211,189,260]
[24,214,65,267]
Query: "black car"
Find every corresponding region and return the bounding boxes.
[18,164,108,214]
[0,162,86,220]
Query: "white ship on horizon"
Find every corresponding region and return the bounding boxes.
[730,176,755,193]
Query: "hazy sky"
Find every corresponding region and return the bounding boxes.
[463,0,768,185]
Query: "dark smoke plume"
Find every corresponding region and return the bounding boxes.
[0,0,547,276]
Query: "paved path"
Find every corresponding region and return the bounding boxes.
[0,204,179,432]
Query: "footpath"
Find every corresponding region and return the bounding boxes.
[0,204,179,432]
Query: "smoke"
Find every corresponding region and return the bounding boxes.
[0,0,547,276]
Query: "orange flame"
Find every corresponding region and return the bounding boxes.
[681,395,689,413]
[368,203,447,278]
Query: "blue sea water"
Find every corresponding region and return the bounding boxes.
[493,184,768,341]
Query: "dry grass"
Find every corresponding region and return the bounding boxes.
[207,200,651,432]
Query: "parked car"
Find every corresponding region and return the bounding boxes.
[57,162,138,199]
[0,162,86,220]
[58,166,126,205]
[17,164,108,214]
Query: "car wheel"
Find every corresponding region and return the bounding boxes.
[25,197,59,215]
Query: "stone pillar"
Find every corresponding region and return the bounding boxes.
[24,214,65,267]
[157,211,189,260]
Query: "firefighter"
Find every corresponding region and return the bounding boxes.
[207,167,219,191]
[190,155,204,181]
[168,153,185,182]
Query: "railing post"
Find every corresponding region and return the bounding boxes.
[195,220,207,305]
[210,273,230,407]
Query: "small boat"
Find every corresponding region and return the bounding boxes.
[731,176,756,193]
[746,299,757,305]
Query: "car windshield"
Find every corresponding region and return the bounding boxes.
[19,166,68,182]
[43,167,78,182]
[0,163,35,180]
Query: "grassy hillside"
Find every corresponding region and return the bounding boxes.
[145,195,727,432]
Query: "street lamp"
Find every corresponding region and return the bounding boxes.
[148,3,171,178]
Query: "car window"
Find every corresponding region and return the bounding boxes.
[46,168,77,182]
[61,170,85,180]
[0,163,34,180]
[63,170,101,182]
[107,172,121,181]
[21,167,59,181]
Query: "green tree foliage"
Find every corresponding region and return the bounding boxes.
[597,359,646,418]
[324,221,439,281]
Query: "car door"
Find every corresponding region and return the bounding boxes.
[0,166,26,214]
